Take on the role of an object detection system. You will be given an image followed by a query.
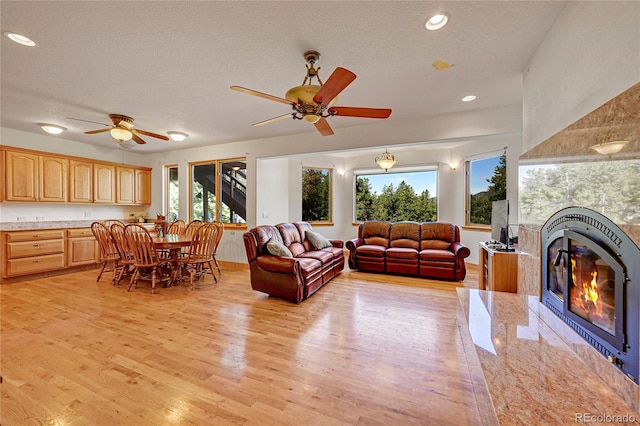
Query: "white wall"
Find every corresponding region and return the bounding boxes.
[523,1,640,151]
[1,102,522,265]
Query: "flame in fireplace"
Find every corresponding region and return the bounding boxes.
[572,258,602,316]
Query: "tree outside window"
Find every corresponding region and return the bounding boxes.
[302,167,332,223]
[466,154,507,226]
[355,170,437,222]
[165,165,179,221]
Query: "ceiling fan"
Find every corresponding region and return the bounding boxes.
[230,51,392,136]
[79,114,169,145]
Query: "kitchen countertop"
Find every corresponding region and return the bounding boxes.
[0,221,154,231]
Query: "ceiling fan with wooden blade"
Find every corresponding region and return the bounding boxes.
[75,114,169,145]
[230,50,392,136]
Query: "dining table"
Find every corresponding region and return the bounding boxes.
[152,234,192,285]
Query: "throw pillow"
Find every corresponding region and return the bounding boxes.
[266,238,293,258]
[306,230,333,250]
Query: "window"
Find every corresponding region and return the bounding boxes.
[466,153,506,226]
[354,169,437,222]
[164,165,179,221]
[190,158,246,227]
[302,167,332,223]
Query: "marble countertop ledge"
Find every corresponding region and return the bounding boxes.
[457,288,639,425]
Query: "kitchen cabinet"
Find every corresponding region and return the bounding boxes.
[3,230,66,278]
[66,228,99,267]
[116,166,135,204]
[3,150,67,202]
[70,160,93,203]
[135,168,151,204]
[94,163,116,203]
[2,146,150,205]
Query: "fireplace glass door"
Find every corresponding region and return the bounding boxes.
[563,231,625,351]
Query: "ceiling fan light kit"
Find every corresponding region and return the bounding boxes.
[81,113,169,145]
[376,149,396,172]
[231,50,392,136]
[110,127,133,142]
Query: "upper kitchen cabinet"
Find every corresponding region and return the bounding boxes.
[116,166,135,204]
[3,149,67,202]
[135,168,151,204]
[93,163,116,204]
[69,159,93,203]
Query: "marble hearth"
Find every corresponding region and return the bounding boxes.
[518,82,640,411]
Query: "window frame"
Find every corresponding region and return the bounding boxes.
[464,152,506,228]
[352,165,439,223]
[301,166,333,226]
[164,164,179,222]
[188,157,247,229]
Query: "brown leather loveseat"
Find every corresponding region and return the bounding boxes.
[243,222,345,303]
[346,221,470,281]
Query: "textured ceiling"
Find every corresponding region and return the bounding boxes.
[1,1,567,153]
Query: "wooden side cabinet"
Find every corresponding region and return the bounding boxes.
[66,228,99,267]
[2,230,66,278]
[478,242,518,293]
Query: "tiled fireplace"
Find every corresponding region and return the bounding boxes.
[518,82,640,409]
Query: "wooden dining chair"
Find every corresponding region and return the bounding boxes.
[102,219,124,228]
[110,222,134,285]
[211,222,224,276]
[167,219,187,235]
[181,223,218,290]
[91,221,120,284]
[185,220,203,237]
[124,224,168,294]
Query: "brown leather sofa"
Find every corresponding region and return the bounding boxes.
[243,222,345,303]
[346,221,470,281]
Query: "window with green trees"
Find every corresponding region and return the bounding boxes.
[520,159,640,225]
[355,170,437,222]
[466,153,507,226]
[302,167,332,223]
[165,165,179,221]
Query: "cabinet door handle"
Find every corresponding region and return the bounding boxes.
[33,243,43,247]
[34,259,42,263]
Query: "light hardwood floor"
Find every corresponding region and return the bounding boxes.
[1,263,481,425]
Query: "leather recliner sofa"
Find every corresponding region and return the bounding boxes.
[243,222,345,303]
[346,221,470,281]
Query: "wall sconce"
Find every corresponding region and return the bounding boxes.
[590,140,629,155]
[375,149,396,172]
[336,168,345,177]
[448,161,459,170]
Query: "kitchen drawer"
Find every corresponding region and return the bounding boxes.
[6,253,66,276]
[7,239,65,259]
[5,229,65,242]
[67,228,94,238]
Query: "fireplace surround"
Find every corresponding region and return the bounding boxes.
[541,207,640,383]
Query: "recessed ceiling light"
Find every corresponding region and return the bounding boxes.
[425,13,449,31]
[461,95,477,102]
[38,123,66,134]
[167,131,188,142]
[4,31,37,47]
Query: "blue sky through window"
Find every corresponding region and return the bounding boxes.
[361,171,437,196]
[469,156,501,194]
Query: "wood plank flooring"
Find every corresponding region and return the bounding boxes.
[1,262,482,425]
